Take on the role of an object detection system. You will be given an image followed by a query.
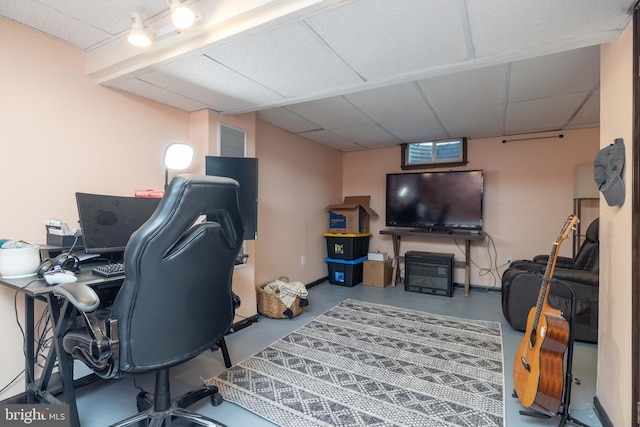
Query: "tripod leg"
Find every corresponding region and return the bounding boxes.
[559,414,590,427]
[520,409,551,419]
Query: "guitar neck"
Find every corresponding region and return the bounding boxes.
[527,215,578,332]
[531,243,559,329]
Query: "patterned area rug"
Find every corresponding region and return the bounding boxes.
[207,299,504,427]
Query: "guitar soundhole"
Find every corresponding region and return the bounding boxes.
[528,328,537,348]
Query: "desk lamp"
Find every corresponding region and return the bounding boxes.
[163,142,194,190]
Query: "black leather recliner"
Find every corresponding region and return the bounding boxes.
[501,218,599,343]
[52,174,245,426]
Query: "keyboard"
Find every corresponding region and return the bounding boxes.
[91,262,125,278]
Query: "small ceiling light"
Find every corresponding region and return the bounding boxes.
[168,0,200,30]
[128,12,154,47]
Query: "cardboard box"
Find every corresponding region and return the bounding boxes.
[326,196,379,234]
[363,259,392,288]
[368,251,388,261]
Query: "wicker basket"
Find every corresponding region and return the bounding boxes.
[257,276,303,319]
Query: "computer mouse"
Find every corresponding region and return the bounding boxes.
[44,270,78,286]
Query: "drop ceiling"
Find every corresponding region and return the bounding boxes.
[0,0,634,151]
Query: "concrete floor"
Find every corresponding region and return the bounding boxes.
[73,282,602,426]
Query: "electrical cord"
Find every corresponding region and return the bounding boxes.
[65,235,80,256]
[11,279,40,387]
[452,230,507,292]
[34,307,53,370]
[0,369,25,395]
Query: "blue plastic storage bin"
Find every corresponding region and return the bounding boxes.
[325,256,367,287]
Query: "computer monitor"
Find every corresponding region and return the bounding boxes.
[205,156,258,240]
[76,193,161,254]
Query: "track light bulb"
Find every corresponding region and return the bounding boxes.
[169,0,196,30]
[128,12,153,47]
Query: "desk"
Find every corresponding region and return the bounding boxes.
[0,268,124,427]
[379,229,485,297]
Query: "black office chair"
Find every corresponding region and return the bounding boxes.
[52,174,244,426]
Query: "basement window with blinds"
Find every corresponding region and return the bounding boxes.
[401,137,467,170]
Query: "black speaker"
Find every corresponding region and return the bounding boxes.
[404,251,454,297]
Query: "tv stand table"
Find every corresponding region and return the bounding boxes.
[380,229,485,297]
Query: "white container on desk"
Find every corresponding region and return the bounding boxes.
[0,244,41,278]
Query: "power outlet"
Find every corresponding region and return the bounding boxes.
[505,257,513,267]
[301,255,306,266]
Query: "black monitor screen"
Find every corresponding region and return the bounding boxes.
[76,193,161,254]
[205,156,258,240]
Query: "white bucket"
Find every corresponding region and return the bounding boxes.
[0,244,41,278]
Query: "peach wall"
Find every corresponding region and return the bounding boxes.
[0,18,197,400]
[598,22,633,427]
[255,120,343,286]
[0,20,194,245]
[343,129,599,288]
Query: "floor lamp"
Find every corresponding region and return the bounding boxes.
[163,142,194,190]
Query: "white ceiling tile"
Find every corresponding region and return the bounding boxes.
[109,78,209,112]
[0,1,112,50]
[287,97,371,130]
[148,55,283,111]
[257,108,320,134]
[345,83,431,122]
[331,123,401,147]
[306,0,470,80]
[205,22,362,97]
[437,105,505,139]
[380,115,448,143]
[36,0,165,34]
[419,64,508,113]
[567,90,600,127]
[509,46,600,102]
[505,93,588,134]
[138,71,243,112]
[297,130,364,151]
[467,0,631,57]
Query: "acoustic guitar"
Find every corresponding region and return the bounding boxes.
[512,214,579,415]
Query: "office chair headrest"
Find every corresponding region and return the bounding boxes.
[151,174,244,251]
[585,218,599,243]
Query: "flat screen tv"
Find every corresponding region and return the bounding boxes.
[205,156,258,240]
[386,170,484,231]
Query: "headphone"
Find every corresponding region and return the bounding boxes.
[37,252,80,277]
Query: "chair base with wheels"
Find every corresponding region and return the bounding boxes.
[114,369,225,427]
[131,336,235,426]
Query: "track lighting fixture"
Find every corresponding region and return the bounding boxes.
[128,12,154,47]
[128,2,204,47]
